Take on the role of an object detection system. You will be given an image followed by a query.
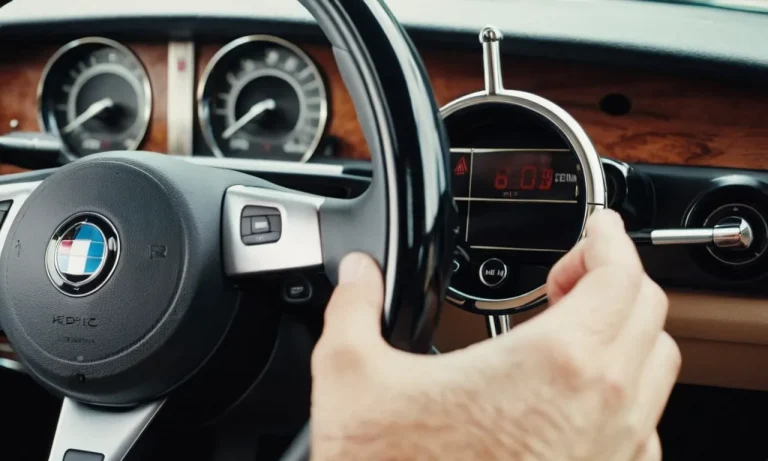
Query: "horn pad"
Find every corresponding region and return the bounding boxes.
[0,153,241,405]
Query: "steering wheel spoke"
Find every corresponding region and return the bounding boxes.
[222,185,326,277]
[0,180,43,257]
[48,398,164,461]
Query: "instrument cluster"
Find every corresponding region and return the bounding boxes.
[37,35,329,162]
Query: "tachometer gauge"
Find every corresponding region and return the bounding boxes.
[38,37,152,159]
[197,35,328,162]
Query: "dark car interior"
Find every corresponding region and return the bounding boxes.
[1,0,768,460]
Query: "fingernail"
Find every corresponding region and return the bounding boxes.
[338,252,371,284]
[597,208,624,228]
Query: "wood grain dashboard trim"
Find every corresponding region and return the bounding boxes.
[1,41,767,170]
[307,49,768,170]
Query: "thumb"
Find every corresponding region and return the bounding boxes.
[318,252,386,352]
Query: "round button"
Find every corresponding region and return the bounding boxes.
[479,258,508,288]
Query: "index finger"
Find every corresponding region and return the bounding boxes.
[547,209,641,306]
[581,209,642,272]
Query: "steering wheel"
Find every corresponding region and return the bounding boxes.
[0,1,455,459]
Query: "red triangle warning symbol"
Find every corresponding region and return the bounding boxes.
[454,157,468,176]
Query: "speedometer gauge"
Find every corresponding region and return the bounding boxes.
[197,35,329,162]
[38,37,152,159]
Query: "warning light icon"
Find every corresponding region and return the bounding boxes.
[454,157,468,176]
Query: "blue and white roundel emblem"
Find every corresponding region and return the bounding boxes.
[46,214,120,297]
[56,223,107,285]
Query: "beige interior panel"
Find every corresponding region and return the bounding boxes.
[434,291,768,391]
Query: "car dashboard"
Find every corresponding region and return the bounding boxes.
[2,0,768,395]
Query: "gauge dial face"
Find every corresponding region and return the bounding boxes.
[198,35,328,162]
[444,102,590,313]
[38,37,152,158]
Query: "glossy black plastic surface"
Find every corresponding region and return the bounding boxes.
[300,0,456,351]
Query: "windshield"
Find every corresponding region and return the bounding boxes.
[645,0,768,14]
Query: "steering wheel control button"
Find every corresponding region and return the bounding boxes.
[251,216,270,234]
[0,200,10,228]
[240,205,282,245]
[479,258,508,288]
[240,217,252,236]
[243,232,281,246]
[0,200,10,212]
[283,274,313,304]
[63,450,104,461]
[242,205,281,217]
[268,215,282,233]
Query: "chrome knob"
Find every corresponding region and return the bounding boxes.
[713,217,753,249]
[479,26,504,43]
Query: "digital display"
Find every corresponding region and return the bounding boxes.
[451,148,586,253]
[443,103,590,309]
[452,149,580,201]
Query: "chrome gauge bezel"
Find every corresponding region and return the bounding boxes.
[196,35,329,163]
[441,89,607,312]
[37,37,153,160]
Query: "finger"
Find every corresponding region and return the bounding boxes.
[547,239,588,306]
[614,277,669,372]
[312,253,386,381]
[632,333,681,437]
[548,210,646,333]
[582,209,641,272]
[547,210,641,310]
[633,432,662,461]
[314,252,388,368]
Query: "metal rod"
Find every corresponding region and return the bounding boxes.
[629,218,753,248]
[486,315,512,337]
[480,26,504,95]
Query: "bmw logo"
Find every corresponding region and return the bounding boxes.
[45,213,120,297]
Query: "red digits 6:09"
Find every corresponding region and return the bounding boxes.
[494,166,554,191]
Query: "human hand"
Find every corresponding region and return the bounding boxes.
[310,209,681,461]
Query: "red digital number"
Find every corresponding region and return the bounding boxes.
[494,168,509,190]
[539,168,554,190]
[520,165,537,190]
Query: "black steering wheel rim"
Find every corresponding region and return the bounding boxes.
[302,0,455,349]
[0,0,454,459]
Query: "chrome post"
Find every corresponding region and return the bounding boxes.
[486,314,512,337]
[479,26,504,95]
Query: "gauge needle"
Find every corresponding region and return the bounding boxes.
[61,98,115,135]
[222,99,277,140]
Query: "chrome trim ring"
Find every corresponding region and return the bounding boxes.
[441,90,606,312]
[37,37,153,160]
[196,35,329,163]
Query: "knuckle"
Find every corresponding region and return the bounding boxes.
[660,332,682,374]
[538,334,593,387]
[634,432,661,461]
[312,334,368,378]
[600,370,630,410]
[646,278,669,317]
